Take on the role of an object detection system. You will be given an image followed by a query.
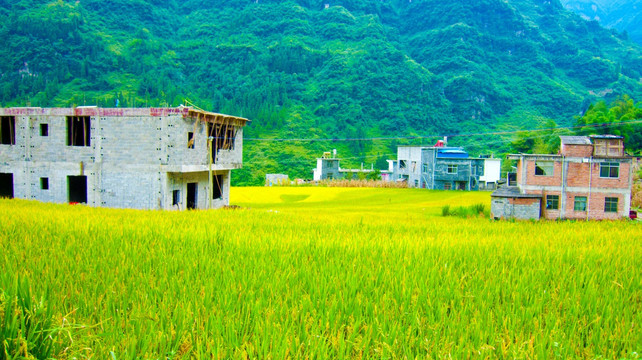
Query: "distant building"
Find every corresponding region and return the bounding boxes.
[491,135,633,220]
[313,150,341,181]
[0,106,249,210]
[312,150,386,181]
[266,174,289,186]
[479,157,502,190]
[393,144,488,190]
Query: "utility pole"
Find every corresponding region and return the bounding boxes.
[208,136,214,209]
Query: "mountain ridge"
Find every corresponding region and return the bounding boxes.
[1,0,642,184]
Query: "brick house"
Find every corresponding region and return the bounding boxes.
[491,135,633,220]
[0,106,249,210]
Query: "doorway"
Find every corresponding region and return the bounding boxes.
[0,173,14,198]
[187,182,197,209]
[68,175,87,203]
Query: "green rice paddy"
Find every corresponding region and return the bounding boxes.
[0,187,640,359]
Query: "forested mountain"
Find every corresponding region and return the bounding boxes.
[2,0,642,184]
[560,0,642,45]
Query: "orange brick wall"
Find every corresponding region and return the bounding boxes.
[590,162,631,189]
[508,197,539,205]
[562,192,626,220]
[523,160,563,186]
[561,144,593,157]
[522,159,631,190]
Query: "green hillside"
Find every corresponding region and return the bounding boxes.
[1,0,642,184]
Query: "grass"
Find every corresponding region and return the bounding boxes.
[0,187,640,359]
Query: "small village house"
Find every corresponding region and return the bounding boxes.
[312,150,385,180]
[491,135,633,220]
[0,106,249,210]
[392,141,499,190]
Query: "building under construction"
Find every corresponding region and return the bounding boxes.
[0,106,249,210]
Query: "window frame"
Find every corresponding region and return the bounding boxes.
[574,196,587,212]
[447,164,457,174]
[546,195,559,210]
[535,161,554,176]
[599,162,619,179]
[604,197,618,213]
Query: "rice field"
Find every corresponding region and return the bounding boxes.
[0,187,641,359]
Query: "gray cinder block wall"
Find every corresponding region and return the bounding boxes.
[0,107,249,210]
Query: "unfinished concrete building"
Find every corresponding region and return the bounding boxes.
[0,106,249,210]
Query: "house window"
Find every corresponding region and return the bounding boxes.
[40,123,48,136]
[1,116,16,145]
[447,165,457,174]
[67,116,91,146]
[444,183,452,190]
[604,197,618,213]
[40,177,49,190]
[414,179,419,187]
[574,196,587,211]
[172,190,180,206]
[535,161,554,176]
[546,195,559,210]
[411,161,417,172]
[399,160,407,170]
[327,173,333,180]
[422,163,428,173]
[599,162,619,178]
[188,132,195,149]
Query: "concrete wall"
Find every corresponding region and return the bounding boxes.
[480,159,501,185]
[491,197,541,220]
[396,147,424,187]
[0,107,243,209]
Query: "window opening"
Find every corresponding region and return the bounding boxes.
[447,164,457,174]
[187,132,194,149]
[599,162,619,178]
[535,161,554,176]
[67,116,90,146]
[68,175,87,203]
[574,196,587,211]
[0,173,14,198]
[207,122,236,162]
[40,177,49,190]
[1,116,16,145]
[444,183,452,190]
[546,195,559,210]
[40,123,49,137]
[604,197,618,213]
[399,160,407,170]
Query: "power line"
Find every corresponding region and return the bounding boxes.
[243,119,642,143]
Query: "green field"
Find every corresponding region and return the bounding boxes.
[1,187,640,359]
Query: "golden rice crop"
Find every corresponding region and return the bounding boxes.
[0,187,640,359]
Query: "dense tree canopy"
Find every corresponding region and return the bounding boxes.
[1,0,642,183]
